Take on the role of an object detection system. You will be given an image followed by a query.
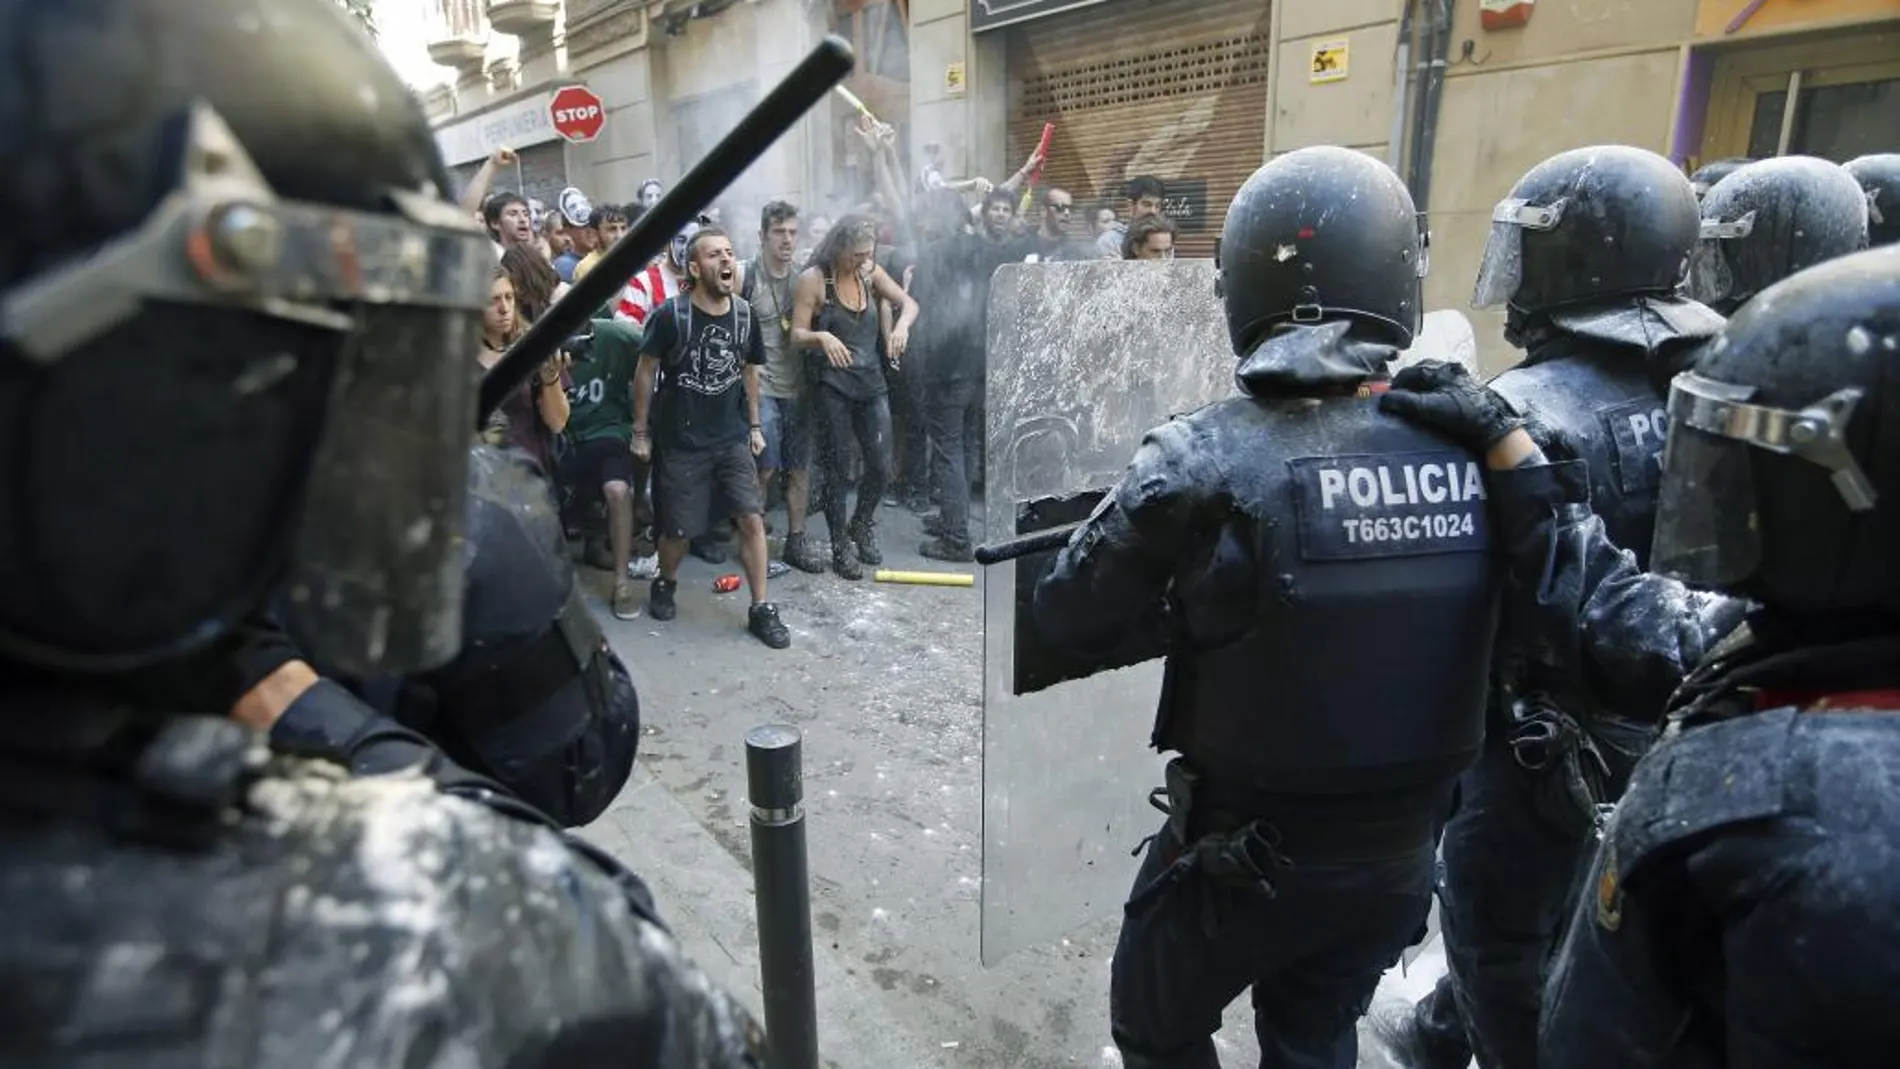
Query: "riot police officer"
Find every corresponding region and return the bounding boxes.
[1379,242,1900,1067]
[295,445,643,829]
[1034,146,1496,1069]
[1383,144,1724,1069]
[1687,155,1870,315]
[1689,156,1755,201]
[0,2,762,1065]
[1845,153,1900,248]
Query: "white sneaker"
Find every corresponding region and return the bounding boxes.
[626,554,660,580]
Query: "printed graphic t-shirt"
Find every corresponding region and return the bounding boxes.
[639,295,765,453]
[564,317,641,444]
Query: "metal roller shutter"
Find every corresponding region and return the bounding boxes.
[450,141,570,217]
[1007,0,1271,259]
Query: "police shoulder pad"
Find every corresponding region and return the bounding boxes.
[1609,708,1800,876]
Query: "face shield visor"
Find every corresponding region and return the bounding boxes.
[1684,211,1755,306]
[1,103,492,676]
[1472,197,1566,310]
[1651,370,1877,588]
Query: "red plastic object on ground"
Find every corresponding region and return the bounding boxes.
[713,574,742,593]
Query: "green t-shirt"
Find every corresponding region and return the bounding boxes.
[564,318,641,443]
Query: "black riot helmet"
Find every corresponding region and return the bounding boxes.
[1473,145,1701,315]
[1216,146,1427,353]
[1651,245,1900,615]
[1686,156,1870,315]
[1690,157,1755,201]
[0,0,493,677]
[1844,154,1900,248]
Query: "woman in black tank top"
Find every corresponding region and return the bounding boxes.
[790,216,920,579]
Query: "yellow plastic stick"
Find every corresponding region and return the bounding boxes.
[873,569,975,587]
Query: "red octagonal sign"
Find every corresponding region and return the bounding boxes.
[549,85,605,144]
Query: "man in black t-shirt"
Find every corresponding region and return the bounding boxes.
[631,228,790,649]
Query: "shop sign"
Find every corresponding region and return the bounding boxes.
[434,90,560,165]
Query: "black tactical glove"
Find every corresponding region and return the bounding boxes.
[1379,360,1527,451]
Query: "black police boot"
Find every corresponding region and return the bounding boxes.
[647,577,678,621]
[830,540,863,581]
[748,603,791,649]
[847,517,883,566]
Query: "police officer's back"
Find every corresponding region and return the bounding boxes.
[1477,146,1725,562]
[1381,145,1723,1069]
[1381,244,1900,1068]
[0,2,760,1064]
[1034,147,1496,1069]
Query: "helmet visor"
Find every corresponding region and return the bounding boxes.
[1651,371,1877,587]
[281,305,483,678]
[1651,418,1761,589]
[0,103,492,674]
[1472,197,1565,310]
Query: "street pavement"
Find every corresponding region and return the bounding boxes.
[575,501,1459,1068]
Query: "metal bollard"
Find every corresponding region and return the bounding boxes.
[747,724,819,1069]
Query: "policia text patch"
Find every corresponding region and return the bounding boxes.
[1600,398,1668,497]
[1287,452,1491,561]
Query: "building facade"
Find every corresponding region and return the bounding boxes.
[419,0,853,236]
[417,0,1899,369]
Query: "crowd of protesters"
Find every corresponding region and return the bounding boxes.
[459,122,1182,650]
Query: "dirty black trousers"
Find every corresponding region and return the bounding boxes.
[1112,819,1434,1069]
[923,374,980,546]
[1407,734,1600,1069]
[815,384,891,541]
[884,358,928,497]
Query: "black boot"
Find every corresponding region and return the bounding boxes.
[782,532,826,574]
[919,536,974,563]
[689,533,728,564]
[830,539,863,580]
[847,517,883,566]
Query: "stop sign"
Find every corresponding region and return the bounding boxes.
[549,85,605,143]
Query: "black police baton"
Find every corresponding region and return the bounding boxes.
[478,35,856,424]
[973,522,1082,566]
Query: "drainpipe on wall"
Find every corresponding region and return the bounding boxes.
[1390,0,1419,172]
[1407,0,1452,216]
[1403,0,1435,197]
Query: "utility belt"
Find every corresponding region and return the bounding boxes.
[1504,691,1654,841]
[1144,758,1437,872]
[1126,759,1436,935]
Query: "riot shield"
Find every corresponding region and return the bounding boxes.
[980,259,1236,966]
